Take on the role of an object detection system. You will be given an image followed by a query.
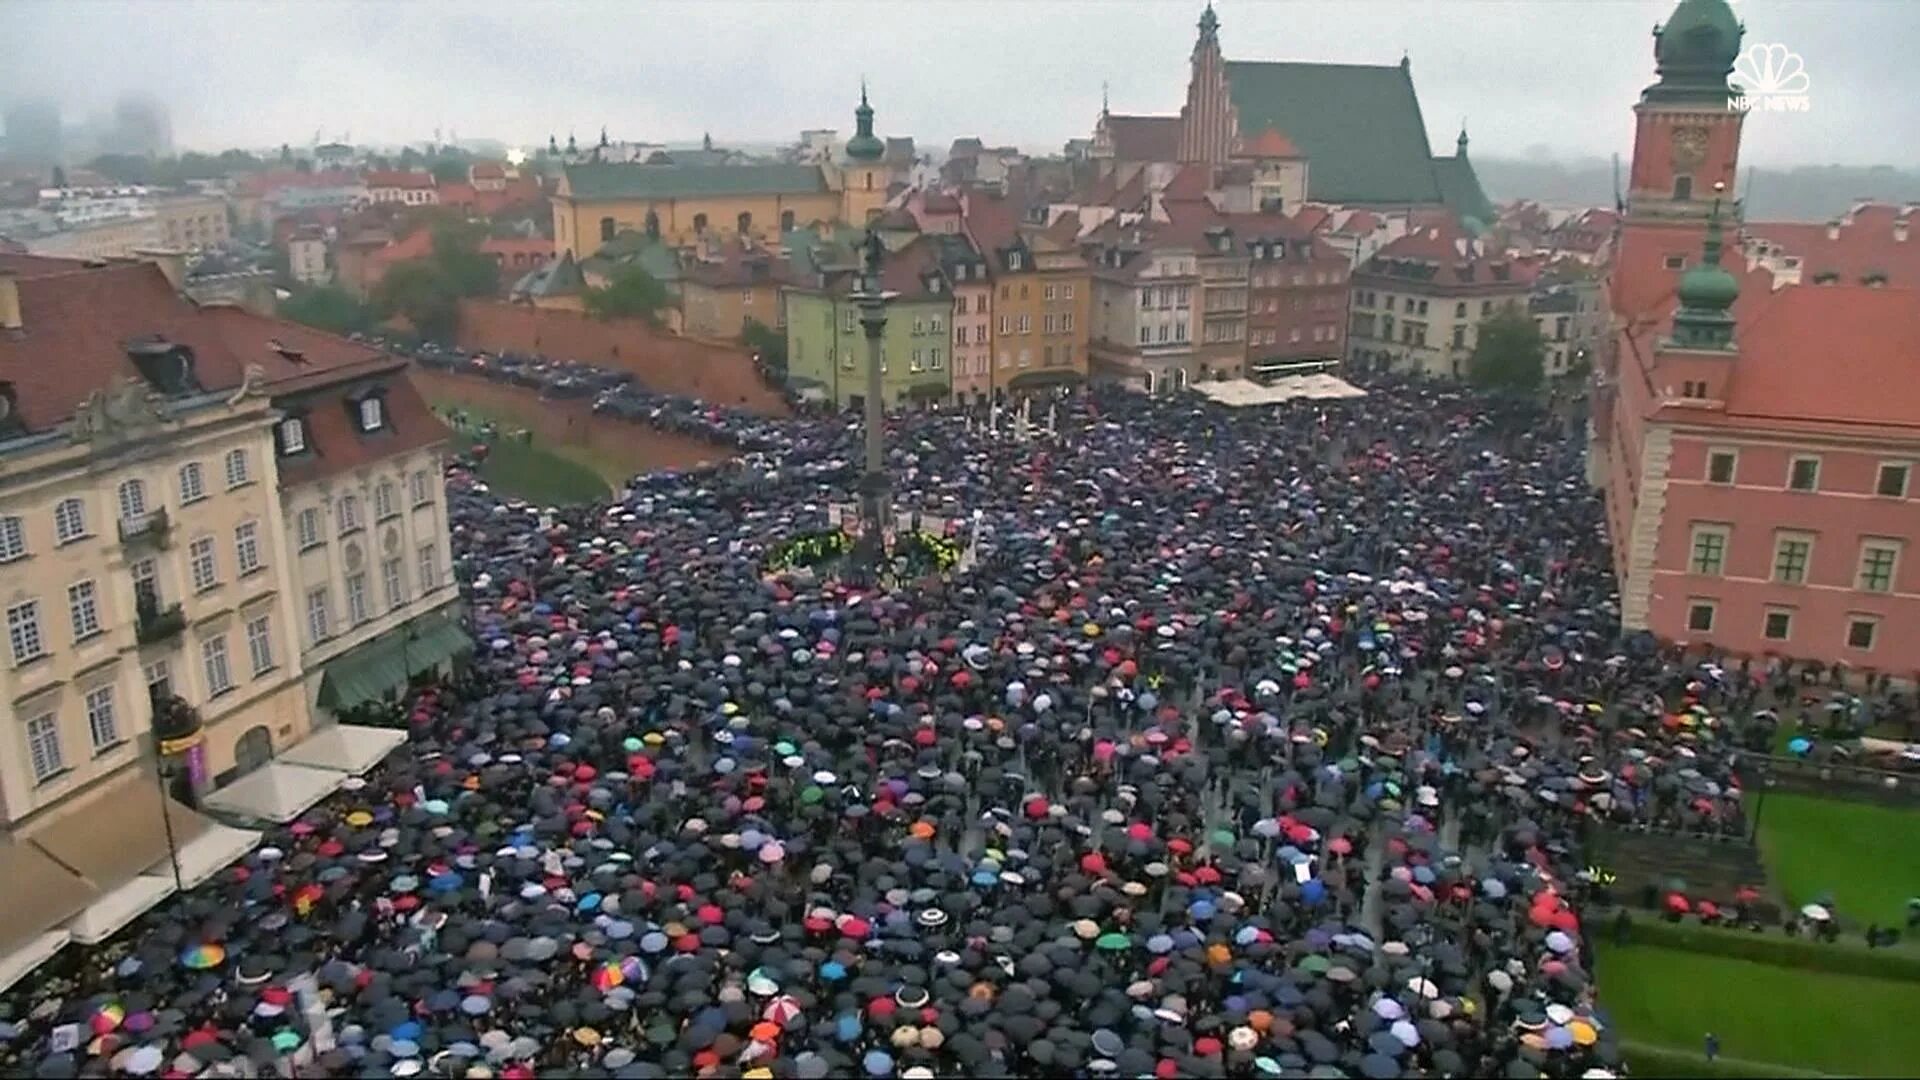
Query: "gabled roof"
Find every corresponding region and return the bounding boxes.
[273,367,447,486]
[1432,154,1494,230]
[1362,221,1537,289]
[1744,204,1920,287]
[469,162,507,181]
[1102,116,1182,162]
[562,163,827,201]
[512,251,586,299]
[1223,61,1462,207]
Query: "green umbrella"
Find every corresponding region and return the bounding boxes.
[1337,757,1361,774]
[1095,933,1131,951]
[1296,955,1331,974]
[1209,829,1237,848]
[801,786,824,805]
[271,1031,301,1053]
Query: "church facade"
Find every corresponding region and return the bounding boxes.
[1092,5,1493,228]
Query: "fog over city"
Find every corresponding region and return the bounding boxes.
[3,0,1915,167]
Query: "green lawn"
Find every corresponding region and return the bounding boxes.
[430,399,637,489]
[451,432,608,506]
[1599,943,1920,1077]
[1756,793,1920,925]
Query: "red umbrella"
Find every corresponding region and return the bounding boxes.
[1665,892,1691,914]
[1327,836,1353,855]
[1734,885,1762,904]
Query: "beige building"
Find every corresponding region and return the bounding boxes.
[154,195,231,251]
[0,253,457,990]
[288,231,330,285]
[1346,221,1539,379]
[23,216,165,260]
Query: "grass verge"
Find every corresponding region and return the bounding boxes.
[1755,793,1920,926]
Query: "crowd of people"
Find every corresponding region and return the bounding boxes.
[1,361,1905,1079]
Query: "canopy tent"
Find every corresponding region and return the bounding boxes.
[0,930,69,995]
[276,723,407,777]
[153,820,262,889]
[199,762,345,825]
[65,874,177,946]
[1194,374,1368,408]
[30,774,210,891]
[0,841,97,957]
[316,610,471,713]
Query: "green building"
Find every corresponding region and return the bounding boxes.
[784,233,954,408]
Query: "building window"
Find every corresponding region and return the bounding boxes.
[358,397,385,432]
[26,713,63,783]
[0,516,24,562]
[297,507,322,549]
[145,658,172,702]
[844,309,857,333]
[1454,301,1467,318]
[737,211,752,235]
[692,213,708,234]
[189,536,219,592]
[85,685,119,752]
[306,588,332,644]
[600,217,616,242]
[930,347,943,370]
[1688,525,1728,576]
[1044,284,1057,301]
[277,418,306,456]
[382,557,408,610]
[409,470,431,506]
[1673,175,1693,201]
[1139,288,1153,307]
[54,498,88,544]
[1846,617,1878,651]
[246,614,275,676]
[235,521,262,575]
[338,495,361,534]
[346,572,370,625]
[179,462,207,503]
[1664,255,1687,270]
[1175,321,1188,343]
[1772,534,1812,585]
[1707,450,1736,484]
[1043,315,1055,335]
[375,480,398,520]
[1158,324,1170,343]
[1876,462,1910,498]
[1139,326,1152,344]
[224,448,251,488]
[1685,601,1716,633]
[1763,609,1793,641]
[1018,315,1031,334]
[418,543,438,593]
[1063,313,1074,332]
[780,210,795,232]
[116,479,149,524]
[1787,456,1820,491]
[1857,541,1900,593]
[67,580,100,641]
[201,634,234,697]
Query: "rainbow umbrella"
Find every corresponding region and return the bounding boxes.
[590,962,623,993]
[90,1003,126,1035]
[179,944,226,970]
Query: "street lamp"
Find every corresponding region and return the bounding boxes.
[850,230,897,572]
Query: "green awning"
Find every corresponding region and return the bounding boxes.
[317,611,471,711]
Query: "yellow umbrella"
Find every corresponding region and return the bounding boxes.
[345,810,374,828]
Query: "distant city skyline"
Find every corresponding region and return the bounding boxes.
[3,0,1915,168]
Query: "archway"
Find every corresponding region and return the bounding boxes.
[234,725,273,776]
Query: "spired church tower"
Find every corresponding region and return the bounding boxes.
[838,83,893,225]
[1626,0,1747,224]
[1176,4,1237,165]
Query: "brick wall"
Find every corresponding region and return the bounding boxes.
[410,365,733,473]
[455,300,788,416]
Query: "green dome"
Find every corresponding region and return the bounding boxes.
[1677,261,1739,310]
[1651,0,1743,98]
[846,87,884,162]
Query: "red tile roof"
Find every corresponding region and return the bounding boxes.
[1363,221,1539,289]
[365,170,437,190]
[274,369,446,486]
[470,162,507,181]
[0,253,89,279]
[1160,165,1214,204]
[1236,127,1303,159]
[1103,116,1181,162]
[437,181,478,207]
[1743,203,1920,286]
[1292,206,1334,234]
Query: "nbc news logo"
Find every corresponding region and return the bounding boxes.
[1731,43,1811,113]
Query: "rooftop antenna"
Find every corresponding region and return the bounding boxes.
[1102,81,1110,116]
[1611,152,1623,214]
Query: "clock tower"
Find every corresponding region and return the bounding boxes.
[1626,0,1746,224]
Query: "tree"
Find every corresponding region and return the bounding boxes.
[86,153,153,185]
[279,286,372,336]
[1467,307,1546,393]
[369,223,501,341]
[430,159,469,184]
[582,266,671,325]
[742,317,786,375]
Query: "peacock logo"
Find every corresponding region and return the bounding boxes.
[1730,43,1812,113]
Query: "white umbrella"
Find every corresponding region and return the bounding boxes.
[1801,903,1831,922]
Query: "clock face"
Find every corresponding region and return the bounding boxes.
[1672,126,1710,168]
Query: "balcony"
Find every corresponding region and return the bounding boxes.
[118,507,172,550]
[136,597,186,645]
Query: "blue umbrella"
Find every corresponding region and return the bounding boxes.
[1301,879,1327,905]
[1788,737,1812,756]
[1481,878,1508,899]
[1147,934,1174,955]
[640,932,668,954]
[834,1013,861,1043]
[1189,899,1217,921]
[820,960,847,981]
[863,1049,893,1076]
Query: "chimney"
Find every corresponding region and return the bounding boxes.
[133,248,187,292]
[1826,220,1841,241]
[0,271,19,331]
[1897,221,1910,244]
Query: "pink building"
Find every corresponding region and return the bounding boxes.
[1594,0,1920,675]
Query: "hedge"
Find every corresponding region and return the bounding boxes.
[1619,917,1920,982]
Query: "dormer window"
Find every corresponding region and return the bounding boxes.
[277,416,308,455]
[1008,252,1023,271]
[359,397,383,431]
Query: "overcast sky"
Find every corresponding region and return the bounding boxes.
[2,0,1912,167]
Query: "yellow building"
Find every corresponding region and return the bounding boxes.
[153,194,231,251]
[552,90,896,257]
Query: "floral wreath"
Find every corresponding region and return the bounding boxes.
[764,530,852,573]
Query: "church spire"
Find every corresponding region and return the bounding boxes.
[1456,122,1469,157]
[1672,183,1740,349]
[846,80,884,162]
[1198,2,1219,41]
